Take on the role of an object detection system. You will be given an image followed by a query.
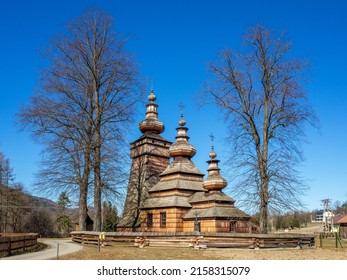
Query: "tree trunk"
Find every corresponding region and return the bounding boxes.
[78,192,87,231]
[78,159,90,231]
[93,86,102,232]
[93,143,102,231]
[259,160,269,233]
[259,185,269,234]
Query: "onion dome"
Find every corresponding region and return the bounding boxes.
[203,145,227,191]
[169,115,196,159]
[139,89,165,134]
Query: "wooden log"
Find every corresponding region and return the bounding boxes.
[70,231,315,249]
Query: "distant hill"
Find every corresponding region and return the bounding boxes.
[25,193,59,211]
[23,192,89,221]
[1,185,59,212]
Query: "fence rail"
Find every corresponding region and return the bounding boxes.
[0,233,39,258]
[71,231,315,249]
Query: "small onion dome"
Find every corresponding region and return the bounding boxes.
[138,90,165,134]
[148,90,156,102]
[203,146,227,191]
[178,117,186,127]
[209,147,217,159]
[169,115,197,159]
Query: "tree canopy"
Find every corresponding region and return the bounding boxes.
[203,24,316,233]
[19,8,142,231]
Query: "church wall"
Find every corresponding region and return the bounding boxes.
[182,220,217,232]
[139,208,189,232]
[182,219,252,233]
[131,139,171,159]
[214,220,232,233]
[182,220,195,232]
[118,141,170,228]
[182,219,220,233]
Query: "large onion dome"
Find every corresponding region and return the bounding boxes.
[139,89,165,134]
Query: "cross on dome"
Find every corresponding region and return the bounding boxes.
[178,102,185,117]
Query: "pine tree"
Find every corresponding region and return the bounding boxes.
[102,201,119,232]
[56,192,72,237]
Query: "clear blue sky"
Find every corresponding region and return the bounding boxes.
[0,0,346,211]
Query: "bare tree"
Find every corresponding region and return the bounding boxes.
[130,158,155,228]
[0,152,15,233]
[19,8,141,231]
[5,184,28,233]
[24,208,56,237]
[202,24,316,233]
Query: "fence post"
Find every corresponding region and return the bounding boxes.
[23,237,26,253]
[319,232,322,248]
[8,237,11,256]
[57,243,60,260]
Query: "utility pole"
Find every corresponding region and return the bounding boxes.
[321,198,332,233]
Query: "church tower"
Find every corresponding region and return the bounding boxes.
[117,90,172,230]
[183,144,251,233]
[140,114,206,232]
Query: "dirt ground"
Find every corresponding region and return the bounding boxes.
[57,243,347,260]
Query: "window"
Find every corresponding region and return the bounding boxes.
[147,213,153,227]
[160,212,166,227]
[230,221,236,232]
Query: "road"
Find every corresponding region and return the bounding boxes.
[0,239,83,260]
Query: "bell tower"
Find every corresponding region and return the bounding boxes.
[117,90,171,230]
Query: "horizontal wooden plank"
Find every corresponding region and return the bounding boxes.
[71,231,314,249]
[0,233,38,257]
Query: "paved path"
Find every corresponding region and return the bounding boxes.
[0,239,83,260]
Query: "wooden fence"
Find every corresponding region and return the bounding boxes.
[71,231,315,249]
[0,233,39,258]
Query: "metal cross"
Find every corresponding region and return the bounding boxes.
[150,79,154,92]
[178,102,185,116]
[209,132,215,145]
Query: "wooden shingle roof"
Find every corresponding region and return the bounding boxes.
[183,206,250,220]
[189,191,235,204]
[149,180,205,192]
[141,196,192,209]
[160,161,204,177]
[338,215,347,224]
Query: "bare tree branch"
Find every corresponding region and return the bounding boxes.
[18,8,142,231]
[201,24,317,233]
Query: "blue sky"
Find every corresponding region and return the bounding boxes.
[0,0,346,211]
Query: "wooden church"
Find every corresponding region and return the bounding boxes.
[117,90,252,233]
